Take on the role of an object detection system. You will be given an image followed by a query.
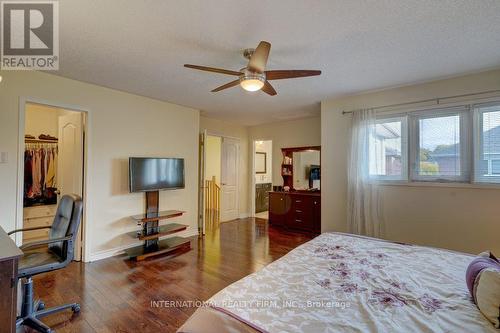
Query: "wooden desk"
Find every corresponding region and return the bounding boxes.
[0,226,23,333]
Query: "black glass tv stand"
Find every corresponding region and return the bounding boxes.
[124,191,191,261]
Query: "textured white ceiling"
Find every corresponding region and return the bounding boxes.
[54,0,500,125]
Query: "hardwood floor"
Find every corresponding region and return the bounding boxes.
[21,218,313,333]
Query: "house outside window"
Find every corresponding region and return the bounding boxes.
[369,116,407,181]
[475,103,500,182]
[367,102,500,185]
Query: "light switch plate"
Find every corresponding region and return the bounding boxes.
[0,152,8,163]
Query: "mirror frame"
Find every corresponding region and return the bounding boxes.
[255,152,267,174]
[280,146,321,191]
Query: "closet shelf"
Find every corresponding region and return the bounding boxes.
[25,138,58,144]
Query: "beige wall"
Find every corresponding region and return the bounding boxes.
[321,69,500,254]
[200,116,249,217]
[25,104,75,138]
[249,117,321,186]
[205,135,221,184]
[25,104,60,137]
[0,71,200,261]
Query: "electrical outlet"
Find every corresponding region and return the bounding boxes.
[0,152,8,164]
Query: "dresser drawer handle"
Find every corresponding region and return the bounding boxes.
[314,201,317,205]
[295,210,302,213]
[295,200,302,203]
[295,219,302,223]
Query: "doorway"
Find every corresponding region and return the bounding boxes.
[204,135,222,228]
[17,102,87,261]
[199,132,240,233]
[253,140,272,220]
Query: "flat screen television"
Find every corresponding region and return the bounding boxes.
[129,157,185,192]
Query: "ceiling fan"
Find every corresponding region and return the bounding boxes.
[184,41,321,96]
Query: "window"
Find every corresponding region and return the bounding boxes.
[411,107,470,182]
[366,102,500,186]
[369,116,407,180]
[474,103,500,183]
[491,160,500,175]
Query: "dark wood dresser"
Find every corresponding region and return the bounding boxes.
[269,191,320,234]
[0,226,23,333]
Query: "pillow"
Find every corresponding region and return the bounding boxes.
[478,251,499,261]
[466,252,500,328]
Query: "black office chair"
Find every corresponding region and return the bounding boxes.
[8,194,83,333]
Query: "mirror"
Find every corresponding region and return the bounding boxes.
[255,152,267,174]
[292,150,320,190]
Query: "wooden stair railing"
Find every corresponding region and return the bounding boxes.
[205,176,220,225]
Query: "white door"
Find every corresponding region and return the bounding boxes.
[58,112,84,260]
[220,137,239,222]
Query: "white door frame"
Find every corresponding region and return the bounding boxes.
[250,140,256,218]
[250,139,272,218]
[16,97,91,262]
[198,130,207,236]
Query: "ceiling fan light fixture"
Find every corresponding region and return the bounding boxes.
[240,78,264,92]
[184,41,321,96]
[240,69,265,92]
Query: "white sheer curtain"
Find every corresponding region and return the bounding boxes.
[347,109,383,237]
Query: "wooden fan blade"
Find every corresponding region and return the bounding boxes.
[248,41,271,73]
[261,81,277,96]
[184,64,242,76]
[265,70,321,80]
[211,79,241,92]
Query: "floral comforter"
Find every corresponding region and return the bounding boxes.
[208,233,496,333]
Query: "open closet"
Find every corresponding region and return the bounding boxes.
[22,103,85,260]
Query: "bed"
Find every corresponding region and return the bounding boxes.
[178,232,496,333]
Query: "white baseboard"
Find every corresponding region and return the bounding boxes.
[87,242,141,262]
[87,228,199,262]
[239,212,250,219]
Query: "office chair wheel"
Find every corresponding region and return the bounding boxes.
[72,304,81,313]
[37,301,45,310]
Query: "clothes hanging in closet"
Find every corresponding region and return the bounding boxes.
[24,143,58,207]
